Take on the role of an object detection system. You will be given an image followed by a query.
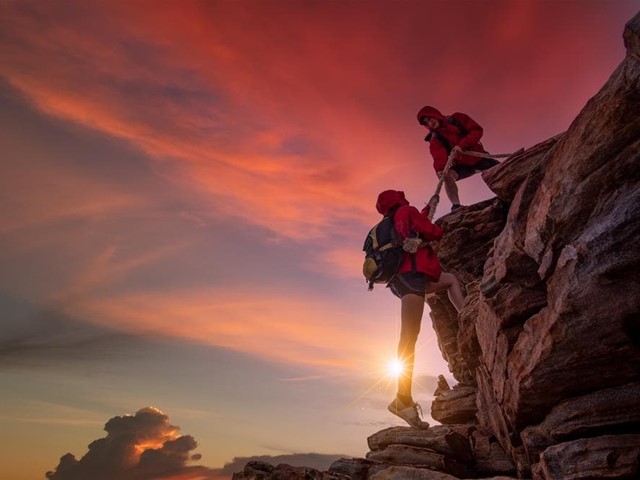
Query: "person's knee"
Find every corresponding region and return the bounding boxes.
[446,169,458,181]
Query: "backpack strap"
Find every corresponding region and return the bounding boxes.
[425,116,468,154]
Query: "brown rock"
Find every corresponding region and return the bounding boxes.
[434,198,508,285]
[482,134,563,203]
[456,280,483,377]
[328,458,382,480]
[434,375,451,396]
[367,465,461,480]
[489,171,545,289]
[431,385,477,425]
[232,461,351,480]
[471,431,516,476]
[521,381,640,465]
[366,445,474,478]
[367,426,472,463]
[535,434,640,480]
[233,461,275,480]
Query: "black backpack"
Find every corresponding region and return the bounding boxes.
[362,210,404,291]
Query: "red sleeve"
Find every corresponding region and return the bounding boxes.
[429,138,449,173]
[394,206,443,241]
[452,112,483,150]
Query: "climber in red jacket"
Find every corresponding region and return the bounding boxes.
[376,189,465,429]
[417,106,499,211]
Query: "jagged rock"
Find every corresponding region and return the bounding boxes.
[474,365,525,474]
[233,461,275,480]
[427,197,509,383]
[328,458,387,480]
[428,299,466,383]
[487,171,545,290]
[367,426,472,463]
[367,465,461,480]
[233,461,350,480]
[521,381,640,465]
[434,198,508,285]
[482,134,563,202]
[428,11,640,478]
[471,431,516,476]
[534,434,640,480]
[456,280,483,377]
[366,445,474,478]
[434,375,451,396]
[431,385,477,425]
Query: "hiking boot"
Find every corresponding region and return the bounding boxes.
[451,204,462,212]
[387,398,430,429]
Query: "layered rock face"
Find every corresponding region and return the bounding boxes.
[426,10,640,479]
[233,12,640,480]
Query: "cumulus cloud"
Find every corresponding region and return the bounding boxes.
[45,407,350,480]
[45,407,219,480]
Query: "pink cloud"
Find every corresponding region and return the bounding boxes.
[3,1,629,249]
[66,286,390,369]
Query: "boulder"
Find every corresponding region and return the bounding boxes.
[366,445,474,478]
[535,434,640,480]
[431,385,477,425]
[367,426,472,463]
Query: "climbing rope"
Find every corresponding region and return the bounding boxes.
[425,147,523,220]
[459,150,519,159]
[426,151,457,220]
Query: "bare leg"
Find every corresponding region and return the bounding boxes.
[443,169,461,206]
[397,293,424,399]
[426,272,465,312]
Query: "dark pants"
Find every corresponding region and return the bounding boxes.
[452,157,500,180]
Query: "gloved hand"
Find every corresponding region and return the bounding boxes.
[403,237,423,254]
[451,145,463,159]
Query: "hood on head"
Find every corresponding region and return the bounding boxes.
[376,190,409,215]
[417,105,445,124]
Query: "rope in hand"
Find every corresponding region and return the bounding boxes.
[425,147,524,221]
[426,149,457,221]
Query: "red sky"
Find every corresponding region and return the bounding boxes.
[1,1,638,479]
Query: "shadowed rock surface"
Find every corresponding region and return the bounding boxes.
[232,11,640,480]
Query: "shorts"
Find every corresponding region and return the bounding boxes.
[387,272,429,299]
[452,157,500,180]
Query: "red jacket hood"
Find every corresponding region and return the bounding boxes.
[417,105,446,123]
[376,190,409,216]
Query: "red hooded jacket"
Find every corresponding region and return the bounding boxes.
[417,106,489,173]
[375,190,443,281]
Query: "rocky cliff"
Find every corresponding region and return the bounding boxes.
[233,11,640,480]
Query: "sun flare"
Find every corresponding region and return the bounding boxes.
[386,358,405,379]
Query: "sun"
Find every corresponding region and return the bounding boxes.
[386,358,405,379]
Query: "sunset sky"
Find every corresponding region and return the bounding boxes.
[1,1,639,479]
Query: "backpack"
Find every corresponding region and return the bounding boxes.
[424,115,468,153]
[362,210,404,291]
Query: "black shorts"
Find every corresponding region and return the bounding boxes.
[387,272,429,299]
[452,157,500,180]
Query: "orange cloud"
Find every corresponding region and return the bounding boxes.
[65,286,389,370]
[0,1,436,246]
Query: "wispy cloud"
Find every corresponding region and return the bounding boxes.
[67,287,385,369]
